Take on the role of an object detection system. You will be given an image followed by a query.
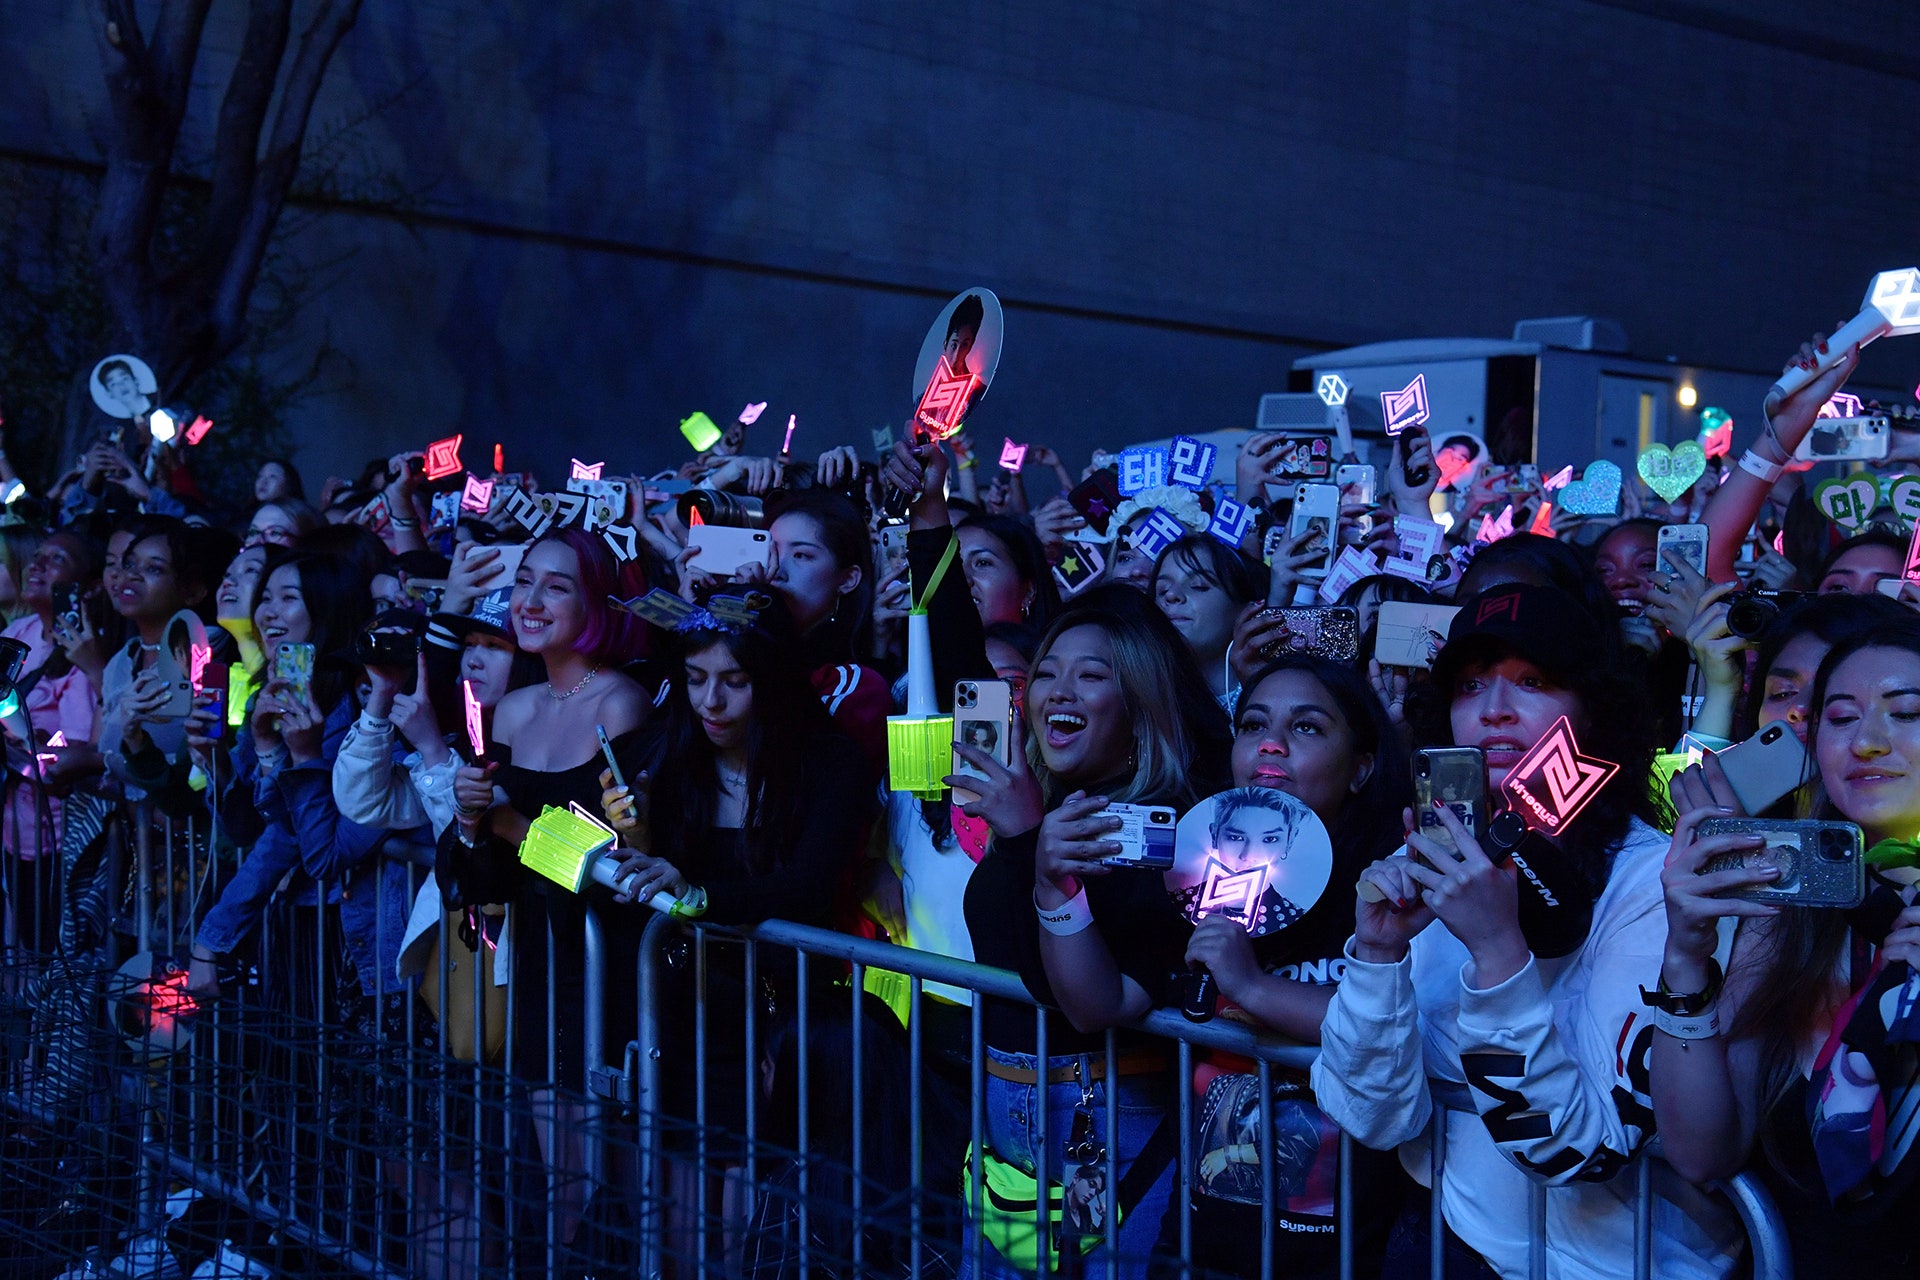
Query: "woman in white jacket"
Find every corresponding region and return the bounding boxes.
[1311,582,1743,1280]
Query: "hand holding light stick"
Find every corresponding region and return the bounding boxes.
[1772,268,1920,398]
[592,724,679,912]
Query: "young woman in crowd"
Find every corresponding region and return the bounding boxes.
[186,550,406,1016]
[945,599,1228,1280]
[595,594,874,1260]
[0,524,47,624]
[1,532,102,950]
[245,497,324,548]
[1156,655,1414,1279]
[1151,533,1263,707]
[1311,582,1743,1280]
[1813,530,1906,596]
[254,458,304,505]
[1654,622,1920,1277]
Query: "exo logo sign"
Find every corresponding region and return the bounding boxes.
[1500,715,1618,836]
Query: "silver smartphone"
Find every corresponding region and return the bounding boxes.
[1698,819,1864,907]
[1099,803,1177,869]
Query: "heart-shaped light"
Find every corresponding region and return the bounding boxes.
[1637,442,1708,503]
[1812,475,1879,531]
[1555,461,1624,517]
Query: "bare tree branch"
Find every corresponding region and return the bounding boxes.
[212,0,363,351]
[146,0,216,114]
[196,0,293,282]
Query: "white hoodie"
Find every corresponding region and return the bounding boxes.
[1311,818,1743,1280]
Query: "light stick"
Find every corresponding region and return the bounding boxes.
[999,438,1028,471]
[680,412,722,451]
[1316,373,1349,407]
[518,802,678,912]
[463,679,485,761]
[739,402,768,425]
[460,474,495,513]
[782,414,798,456]
[148,408,178,444]
[424,434,464,480]
[570,458,604,481]
[184,414,213,445]
[1772,268,1920,398]
[1499,715,1619,837]
[1380,374,1430,436]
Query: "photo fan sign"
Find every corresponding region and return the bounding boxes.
[910,288,1004,443]
[1499,716,1619,838]
[1166,788,1334,937]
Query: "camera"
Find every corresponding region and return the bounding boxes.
[353,614,426,668]
[677,489,766,530]
[1725,587,1806,640]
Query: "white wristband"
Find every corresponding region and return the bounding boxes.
[1654,1003,1720,1040]
[1738,449,1785,485]
[1035,886,1094,936]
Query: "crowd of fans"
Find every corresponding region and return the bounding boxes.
[5,327,1920,1280]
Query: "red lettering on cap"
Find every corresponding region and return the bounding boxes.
[1476,593,1522,625]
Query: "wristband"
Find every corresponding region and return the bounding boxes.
[390,515,420,529]
[1035,886,1094,936]
[669,885,709,919]
[1653,1003,1720,1040]
[1738,450,1785,484]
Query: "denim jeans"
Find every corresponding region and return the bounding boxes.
[963,1046,1173,1280]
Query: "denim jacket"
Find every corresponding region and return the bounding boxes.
[196,696,425,996]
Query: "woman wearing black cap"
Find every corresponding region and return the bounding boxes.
[1310,583,1742,1280]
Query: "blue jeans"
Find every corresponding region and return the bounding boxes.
[963,1047,1173,1280]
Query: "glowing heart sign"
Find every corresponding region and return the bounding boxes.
[570,459,604,482]
[424,434,464,481]
[1638,442,1707,503]
[460,474,495,514]
[1887,475,1920,528]
[1500,716,1618,837]
[1812,476,1878,531]
[1166,787,1333,938]
[1380,374,1431,436]
[1555,461,1623,516]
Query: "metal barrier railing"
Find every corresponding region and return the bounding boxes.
[0,796,1797,1280]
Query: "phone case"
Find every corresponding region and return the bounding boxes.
[1414,747,1487,856]
[951,679,1014,805]
[1712,721,1810,814]
[1067,471,1124,536]
[273,642,316,707]
[1794,416,1889,462]
[1257,606,1359,663]
[1656,525,1709,577]
[1698,819,1865,907]
[686,526,772,576]
[1099,803,1178,869]
[150,610,211,720]
[1287,483,1340,576]
[199,662,230,739]
[1374,602,1461,670]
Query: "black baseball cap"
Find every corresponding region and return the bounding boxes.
[1432,583,1609,690]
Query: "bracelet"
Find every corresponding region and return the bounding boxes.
[390,515,419,529]
[1035,885,1094,936]
[669,885,709,919]
[955,456,978,470]
[1653,1003,1721,1040]
[1738,450,1785,484]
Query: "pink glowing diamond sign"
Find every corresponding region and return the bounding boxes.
[913,356,982,443]
[1499,716,1619,837]
[424,434,464,481]
[739,402,768,426]
[1380,374,1431,436]
[570,458,604,482]
[999,438,1028,471]
[1166,788,1334,938]
[460,474,495,514]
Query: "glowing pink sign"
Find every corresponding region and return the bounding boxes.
[463,680,485,761]
[184,415,214,445]
[189,644,212,690]
[1476,504,1515,543]
[783,414,798,455]
[999,438,1028,471]
[1702,422,1732,458]
[36,730,67,770]
[460,474,495,514]
[913,355,982,442]
[739,402,768,426]
[1819,392,1865,420]
[570,459,604,481]
[1380,374,1431,436]
[1542,465,1573,491]
[1195,857,1271,920]
[1499,716,1619,837]
[424,434,464,481]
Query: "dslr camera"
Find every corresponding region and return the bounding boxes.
[1725,587,1806,640]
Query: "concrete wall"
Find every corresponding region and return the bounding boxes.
[4,0,1918,488]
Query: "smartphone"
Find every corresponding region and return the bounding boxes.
[1336,463,1376,541]
[951,679,1015,806]
[1067,470,1124,537]
[1712,721,1810,815]
[1256,606,1359,663]
[876,522,909,579]
[1287,483,1340,577]
[686,525,773,577]
[51,582,81,634]
[1373,602,1461,670]
[1656,524,1709,578]
[272,642,316,707]
[1414,746,1487,858]
[1794,416,1889,462]
[1401,424,1432,487]
[596,723,626,789]
[1099,803,1178,869]
[198,662,229,740]
[1698,819,1865,907]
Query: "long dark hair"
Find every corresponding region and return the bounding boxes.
[645,596,847,875]
[1736,592,1910,737]
[1408,623,1664,896]
[959,513,1060,631]
[1237,655,1412,866]
[254,549,372,715]
[767,489,875,671]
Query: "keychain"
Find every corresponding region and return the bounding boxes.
[1060,1065,1109,1235]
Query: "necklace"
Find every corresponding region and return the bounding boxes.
[716,761,747,792]
[546,666,600,702]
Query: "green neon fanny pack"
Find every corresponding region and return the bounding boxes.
[961,1144,1120,1273]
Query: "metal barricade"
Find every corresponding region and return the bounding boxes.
[0,826,1803,1280]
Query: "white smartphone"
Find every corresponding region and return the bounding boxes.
[876,522,909,578]
[1656,524,1709,577]
[1795,416,1889,462]
[1374,602,1461,670]
[686,525,773,576]
[1099,803,1178,869]
[951,679,1015,805]
[1336,464,1376,541]
[1287,483,1340,577]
